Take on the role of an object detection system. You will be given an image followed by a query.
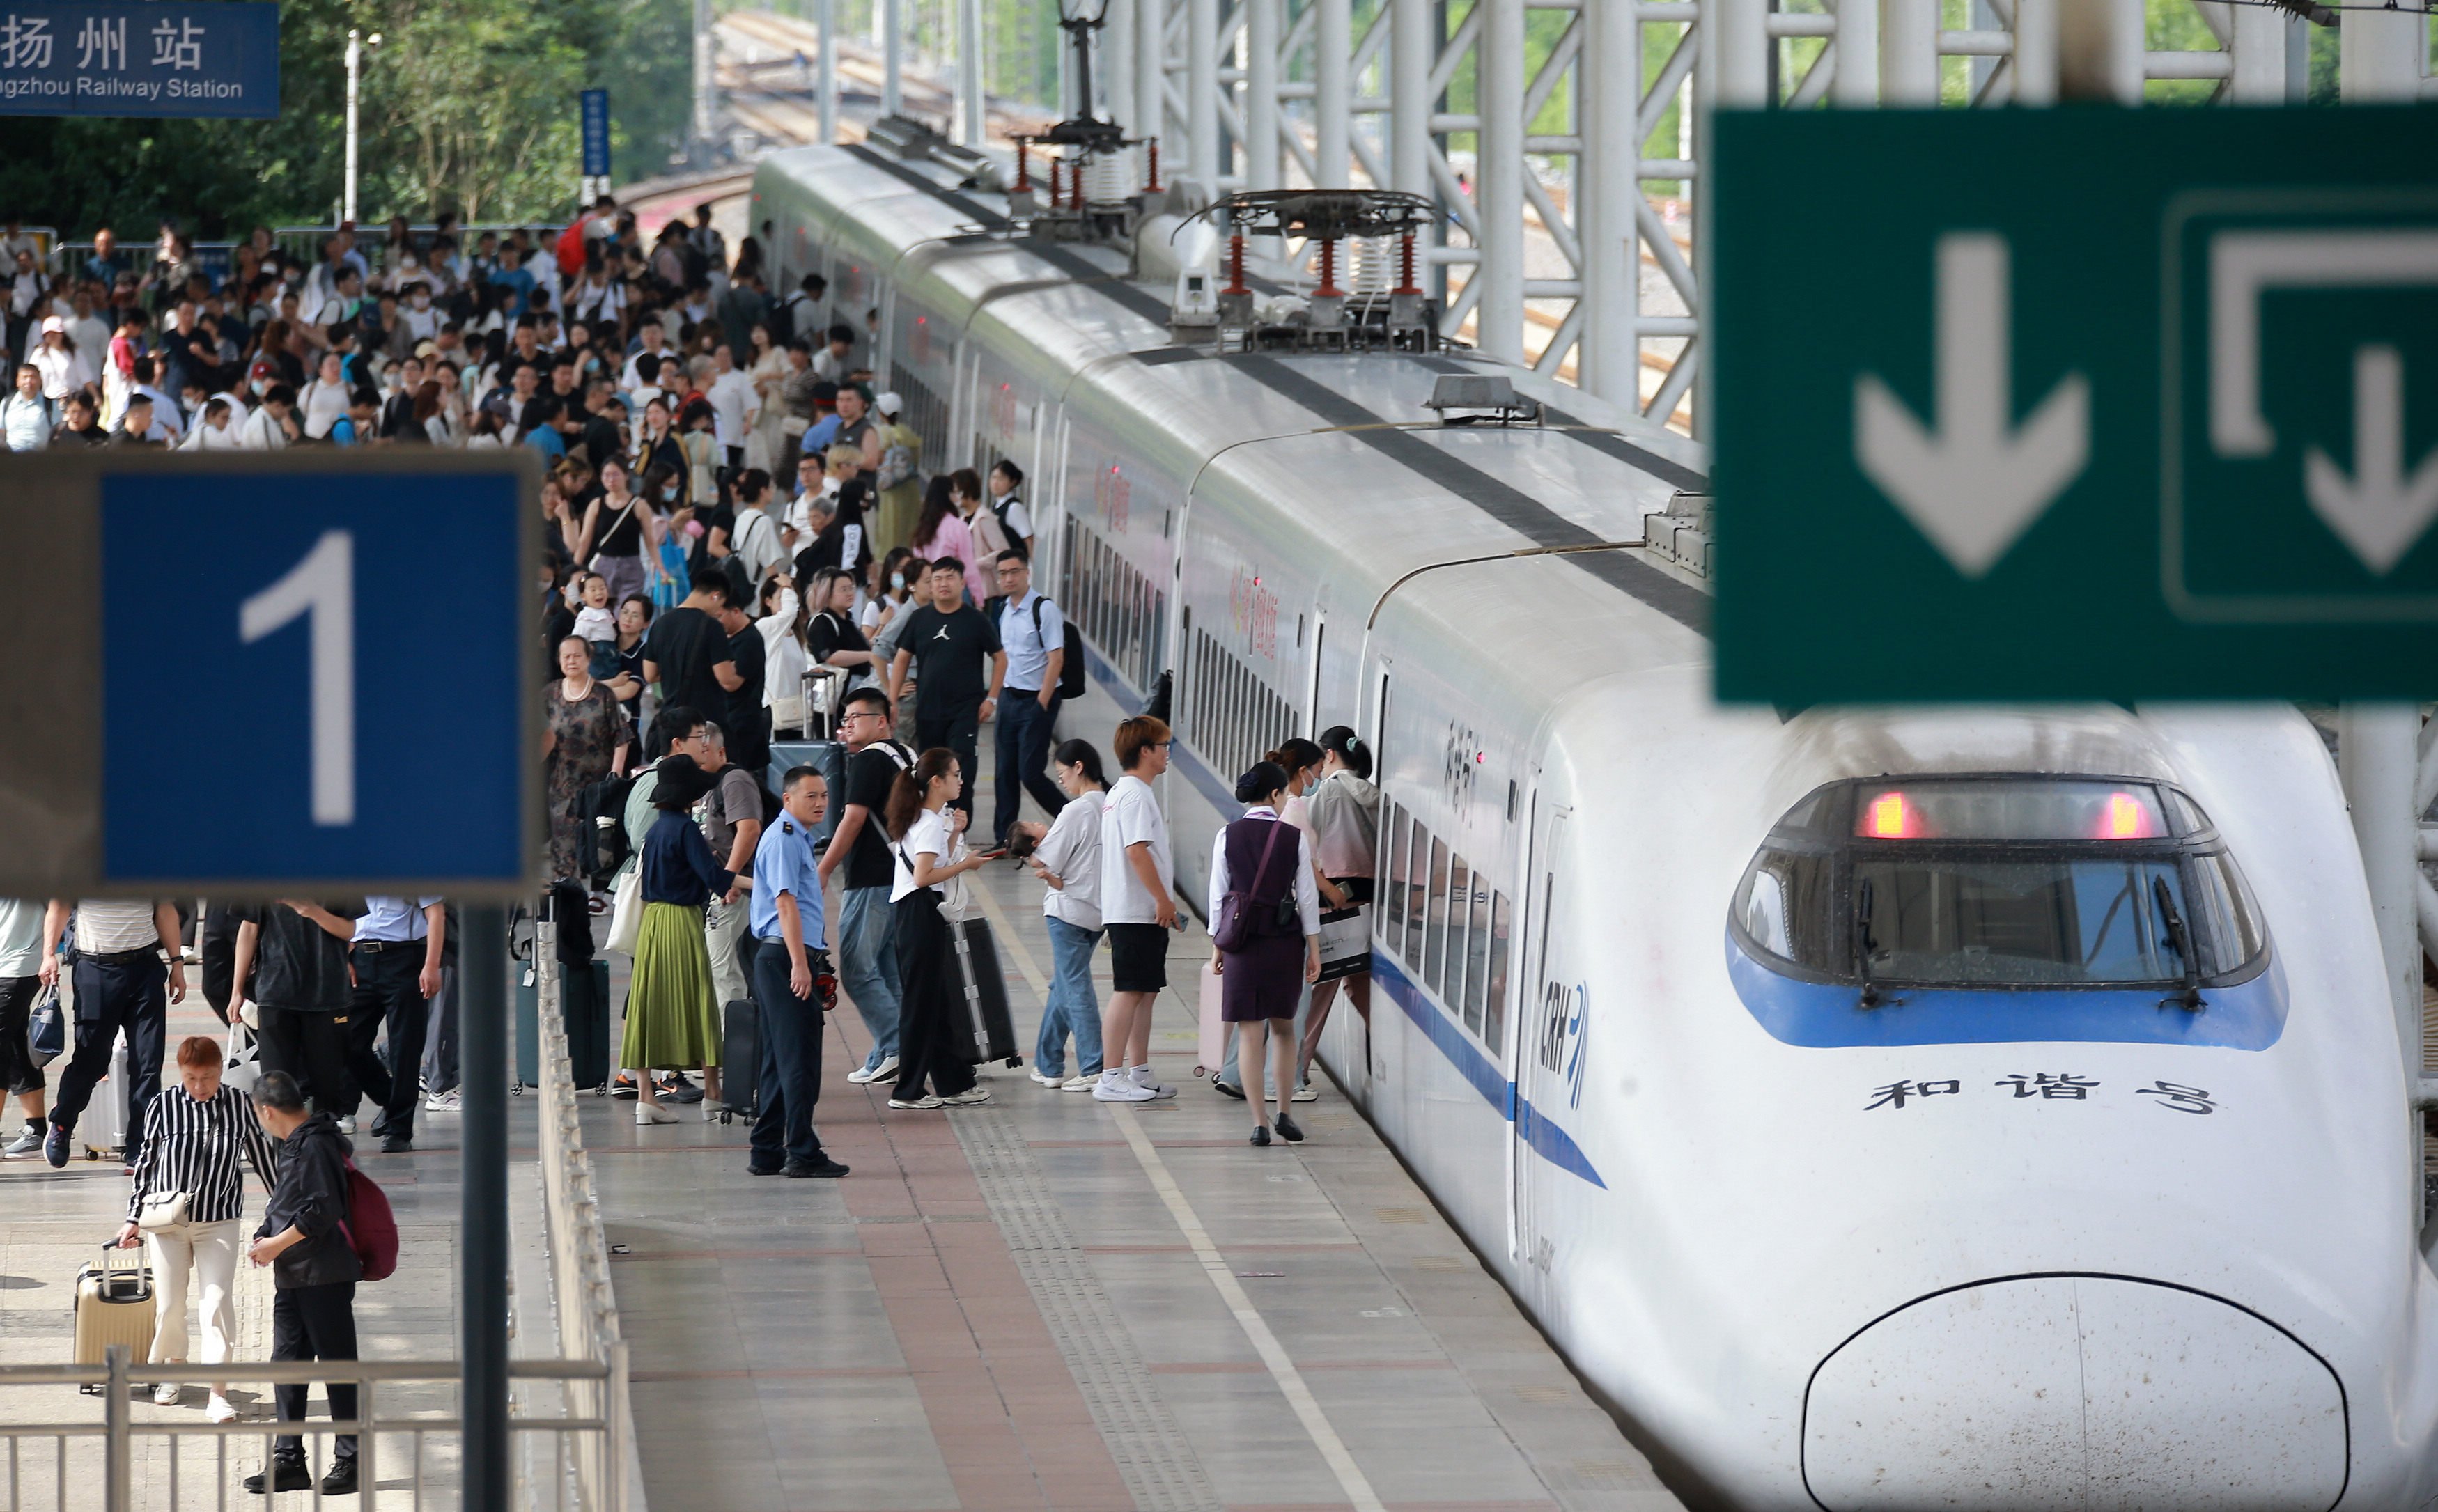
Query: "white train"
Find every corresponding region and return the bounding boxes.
[751,138,2438,1509]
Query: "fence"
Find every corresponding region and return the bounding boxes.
[43,224,569,286]
[0,923,639,1512]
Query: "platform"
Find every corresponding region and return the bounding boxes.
[589,816,1685,1512]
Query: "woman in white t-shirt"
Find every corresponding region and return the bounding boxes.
[883,749,996,1110]
[1017,740,1108,1089]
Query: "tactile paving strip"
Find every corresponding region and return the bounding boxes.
[953,1107,1225,1512]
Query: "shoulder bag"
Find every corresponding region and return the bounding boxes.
[1211,818,1294,952]
[136,1192,192,1232]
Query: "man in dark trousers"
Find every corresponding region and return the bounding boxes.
[748,766,850,1178]
[343,897,446,1154]
[229,900,367,1123]
[37,899,186,1168]
[242,1069,364,1498]
[989,550,1069,846]
[885,557,1005,820]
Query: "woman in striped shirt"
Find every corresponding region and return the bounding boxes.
[112,1035,284,1422]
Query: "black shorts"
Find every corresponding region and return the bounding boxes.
[0,975,40,1097]
[1104,923,1170,995]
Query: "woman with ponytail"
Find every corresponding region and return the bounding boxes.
[883,749,995,1109]
[1208,762,1322,1146]
[1298,726,1380,1087]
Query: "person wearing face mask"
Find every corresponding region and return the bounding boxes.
[398,281,438,345]
[860,547,919,637]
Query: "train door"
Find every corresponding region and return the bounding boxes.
[1303,615,1326,737]
[1510,804,1570,1281]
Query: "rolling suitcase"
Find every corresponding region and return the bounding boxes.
[1196,959,1226,1078]
[73,1245,154,1389]
[81,1038,130,1160]
[720,999,760,1121]
[948,917,1022,1068]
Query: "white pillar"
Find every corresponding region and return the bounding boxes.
[1833,0,1879,103]
[1578,0,1636,401]
[1108,0,1137,134]
[2342,706,2426,1100]
[2341,1,2419,100]
[883,0,903,115]
[1247,0,1281,190]
[819,0,840,143]
[1390,0,1431,198]
[1314,0,1349,187]
[1141,0,1168,157]
[957,0,985,146]
[693,0,717,153]
[2057,0,2142,103]
[1189,0,1221,189]
[1476,0,1525,362]
[1877,0,1936,104]
[1714,0,1769,105]
[2013,0,2058,104]
[2222,0,2283,101]
[343,30,362,224]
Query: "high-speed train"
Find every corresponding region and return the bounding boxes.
[750,135,2438,1509]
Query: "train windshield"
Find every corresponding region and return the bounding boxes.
[1732,777,2268,990]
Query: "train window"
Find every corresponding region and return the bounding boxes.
[1380,802,1404,946]
[1485,891,1512,1058]
[1466,867,1494,1038]
[1447,855,1474,1029]
[1730,777,2271,989]
[1402,818,1430,972]
[1424,839,1452,997]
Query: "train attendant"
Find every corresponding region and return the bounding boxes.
[1298,726,1379,1088]
[1209,762,1323,1146]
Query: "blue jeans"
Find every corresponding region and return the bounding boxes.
[1035,917,1104,1078]
[837,885,900,1069]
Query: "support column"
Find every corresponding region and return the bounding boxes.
[2341,0,2419,100]
[460,905,509,1512]
[883,0,903,116]
[1189,0,1221,189]
[692,0,716,157]
[1714,0,1769,104]
[1475,0,1525,362]
[1109,0,1137,135]
[2223,0,2283,102]
[1877,0,1936,104]
[1833,0,1878,104]
[2013,0,2058,104]
[957,0,985,146]
[1141,0,1168,158]
[2342,706,2427,1105]
[2057,0,2142,103]
[1314,0,1349,187]
[1390,0,1431,198]
[1247,0,1280,192]
[818,0,840,143]
[1578,0,1636,402]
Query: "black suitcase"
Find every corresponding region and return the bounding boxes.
[719,998,760,1121]
[563,959,612,1093]
[949,916,1022,1067]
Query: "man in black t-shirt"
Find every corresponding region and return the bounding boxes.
[715,593,770,778]
[229,900,369,1118]
[885,557,1005,819]
[817,686,912,1083]
[644,576,741,724]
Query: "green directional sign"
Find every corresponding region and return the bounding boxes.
[1711,105,2438,703]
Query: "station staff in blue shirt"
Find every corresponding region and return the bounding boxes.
[345,897,445,1154]
[748,768,849,1178]
[991,550,1069,848]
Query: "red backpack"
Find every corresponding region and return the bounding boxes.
[337,1161,399,1282]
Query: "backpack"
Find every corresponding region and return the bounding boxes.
[1032,598,1088,700]
[577,772,637,885]
[339,1160,399,1282]
[875,424,919,490]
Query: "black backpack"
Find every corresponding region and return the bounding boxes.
[576,772,636,886]
[1032,598,1088,701]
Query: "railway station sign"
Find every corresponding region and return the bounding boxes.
[1711,105,2438,702]
[0,453,538,896]
[0,0,279,119]
[580,88,612,176]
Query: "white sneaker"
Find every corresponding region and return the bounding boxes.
[152,1380,183,1407]
[634,1103,679,1126]
[334,1116,357,1135]
[1292,1082,1318,1102]
[848,1054,901,1085]
[422,1091,461,1113]
[1060,1073,1098,1091]
[940,1087,991,1106]
[207,1394,239,1424]
[887,1094,944,1110]
[1029,1068,1063,1087]
[1092,1070,1155,1102]
[1131,1066,1178,1100]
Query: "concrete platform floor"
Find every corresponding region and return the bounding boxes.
[590,829,1683,1512]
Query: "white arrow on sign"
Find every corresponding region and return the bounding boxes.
[1854,233,2090,579]
[2304,345,2438,577]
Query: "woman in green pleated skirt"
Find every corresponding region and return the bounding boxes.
[621,756,733,1125]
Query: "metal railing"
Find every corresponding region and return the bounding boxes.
[42,224,568,286]
[0,1349,611,1511]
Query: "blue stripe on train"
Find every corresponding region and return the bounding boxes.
[1370,953,1606,1189]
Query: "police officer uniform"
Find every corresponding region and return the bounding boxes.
[747,809,844,1176]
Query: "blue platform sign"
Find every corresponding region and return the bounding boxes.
[580,88,611,177]
[77,459,539,893]
[0,0,279,119]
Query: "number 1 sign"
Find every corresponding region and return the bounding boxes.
[0,452,541,896]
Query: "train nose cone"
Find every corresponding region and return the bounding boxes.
[1801,1275,2347,1511]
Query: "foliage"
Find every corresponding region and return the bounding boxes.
[0,0,690,237]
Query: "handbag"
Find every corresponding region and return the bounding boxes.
[1211,818,1294,953]
[135,1192,191,1232]
[605,863,644,953]
[223,1022,262,1098]
[1315,905,1371,982]
[26,985,63,1068]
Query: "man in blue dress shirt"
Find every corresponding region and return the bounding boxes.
[748,768,848,1178]
[345,897,445,1154]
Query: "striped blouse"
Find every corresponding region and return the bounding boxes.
[125,1084,286,1226]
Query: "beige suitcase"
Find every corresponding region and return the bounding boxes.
[73,1245,154,1390]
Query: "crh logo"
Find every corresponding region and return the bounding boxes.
[1229,566,1278,659]
[1536,979,1590,1109]
[1440,722,1478,809]
[1095,465,1131,533]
